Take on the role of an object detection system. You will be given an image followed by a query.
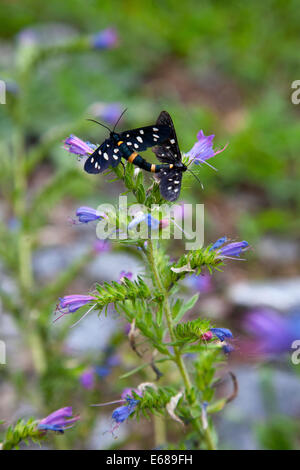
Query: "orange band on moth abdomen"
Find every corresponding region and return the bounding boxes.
[117,141,124,146]
[151,164,156,173]
[128,152,138,163]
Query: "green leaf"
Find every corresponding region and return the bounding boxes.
[173,294,199,322]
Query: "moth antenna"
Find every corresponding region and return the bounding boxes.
[86,118,111,133]
[187,168,204,190]
[113,108,128,132]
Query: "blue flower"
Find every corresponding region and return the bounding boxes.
[112,398,139,424]
[222,344,235,354]
[88,102,123,125]
[210,327,233,342]
[75,206,106,224]
[91,28,118,49]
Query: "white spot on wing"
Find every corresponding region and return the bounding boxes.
[103,152,109,160]
[137,136,143,143]
[139,130,144,134]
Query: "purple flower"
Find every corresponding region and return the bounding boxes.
[55,295,96,322]
[112,398,139,424]
[88,102,123,126]
[64,135,95,157]
[186,273,213,293]
[186,130,227,165]
[243,308,300,356]
[75,206,106,224]
[118,271,133,283]
[210,327,233,342]
[93,239,111,253]
[38,407,79,433]
[80,368,95,390]
[210,237,249,258]
[106,354,121,368]
[91,28,118,49]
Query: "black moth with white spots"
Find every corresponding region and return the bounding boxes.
[84,122,171,174]
[152,111,187,202]
[84,110,186,202]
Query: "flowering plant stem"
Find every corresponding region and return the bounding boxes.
[146,238,215,450]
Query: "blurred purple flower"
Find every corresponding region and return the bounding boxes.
[88,102,123,126]
[80,354,121,388]
[210,327,233,342]
[186,130,227,165]
[75,206,106,224]
[17,28,38,47]
[106,354,121,367]
[210,237,249,258]
[64,135,95,157]
[80,368,95,390]
[186,273,213,294]
[38,407,79,433]
[93,239,111,253]
[243,308,300,356]
[118,271,133,283]
[91,28,118,49]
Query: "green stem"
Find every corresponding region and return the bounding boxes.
[146,238,216,450]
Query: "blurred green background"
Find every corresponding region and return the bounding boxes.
[0,0,300,450]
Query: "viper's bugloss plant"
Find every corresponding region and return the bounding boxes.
[0,25,122,451]
[53,129,250,450]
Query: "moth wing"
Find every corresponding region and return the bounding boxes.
[119,124,170,152]
[158,168,182,202]
[84,139,121,174]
